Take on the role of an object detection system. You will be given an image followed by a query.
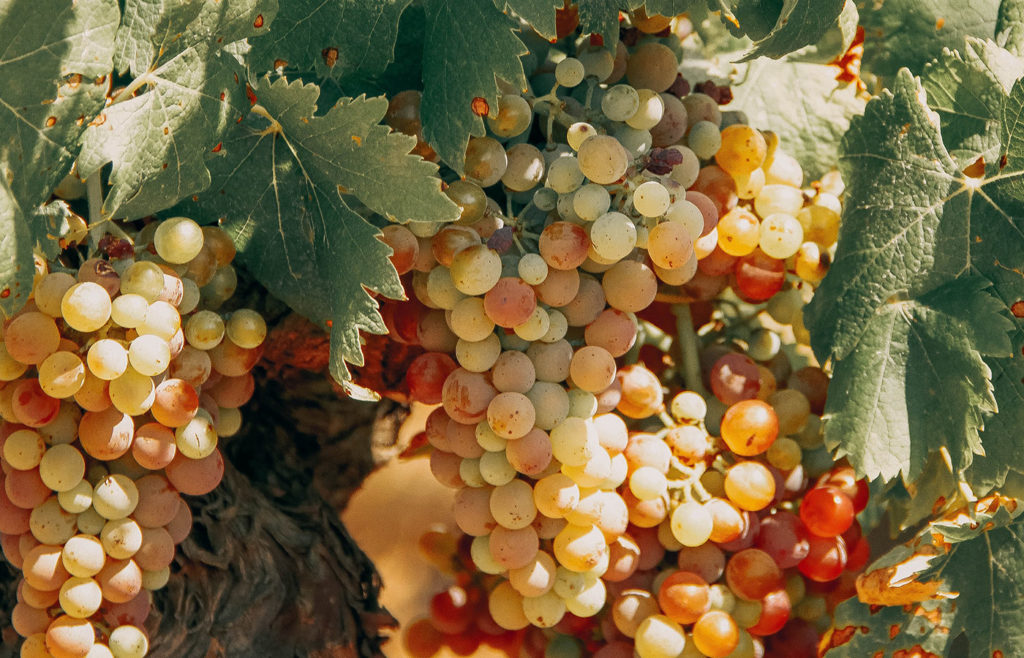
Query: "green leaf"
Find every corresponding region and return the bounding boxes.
[643,0,700,17]
[725,0,846,60]
[247,0,411,80]
[790,0,859,64]
[78,0,278,220]
[998,0,1024,54]
[822,278,1009,481]
[421,0,528,173]
[806,70,1024,482]
[859,0,1003,78]
[825,496,1024,658]
[30,201,79,260]
[728,58,866,181]
[494,0,563,39]
[0,0,119,210]
[175,77,456,389]
[0,180,34,319]
[921,38,1024,168]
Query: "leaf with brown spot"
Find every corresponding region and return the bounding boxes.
[826,494,1024,657]
[79,0,277,219]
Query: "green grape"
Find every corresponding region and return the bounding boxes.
[61,282,112,332]
[225,309,266,349]
[626,89,665,130]
[687,121,721,160]
[175,414,218,459]
[108,625,149,658]
[633,180,670,217]
[62,535,105,578]
[577,136,629,185]
[92,474,139,520]
[589,212,637,262]
[572,184,611,222]
[154,217,205,264]
[555,57,585,87]
[488,94,532,138]
[120,261,165,302]
[567,122,597,151]
[602,85,640,122]
[547,156,585,193]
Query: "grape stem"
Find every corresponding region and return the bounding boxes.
[85,173,132,248]
[639,320,673,352]
[672,303,707,397]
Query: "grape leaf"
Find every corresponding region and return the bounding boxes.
[728,58,866,181]
[494,0,563,39]
[790,0,859,64]
[421,0,529,173]
[0,0,119,210]
[175,77,456,392]
[77,0,277,220]
[644,0,701,16]
[247,0,411,80]
[998,0,1024,54]
[805,70,1024,482]
[859,0,1002,78]
[718,0,846,60]
[921,38,1024,168]
[822,278,1010,481]
[0,180,34,319]
[576,1,643,49]
[825,495,1024,658]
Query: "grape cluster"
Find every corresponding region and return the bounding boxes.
[368,7,864,657]
[1,218,265,658]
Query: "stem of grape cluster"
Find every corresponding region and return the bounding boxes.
[86,172,106,246]
[673,303,707,397]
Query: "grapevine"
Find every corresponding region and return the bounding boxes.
[1,1,1023,658]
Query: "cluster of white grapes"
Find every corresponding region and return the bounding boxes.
[1,218,266,658]
[378,8,856,657]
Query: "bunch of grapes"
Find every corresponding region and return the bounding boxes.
[364,7,864,657]
[0,218,266,658]
[402,332,869,658]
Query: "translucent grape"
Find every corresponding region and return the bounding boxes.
[516,253,548,286]
[502,143,545,192]
[62,535,105,578]
[108,625,148,658]
[589,212,637,261]
[647,220,694,270]
[716,208,760,257]
[634,614,686,658]
[555,57,585,87]
[174,414,218,459]
[154,217,204,264]
[626,89,665,130]
[464,136,508,188]
[626,41,678,92]
[120,261,165,302]
[577,135,629,184]
[715,125,767,176]
[688,121,722,160]
[92,474,138,520]
[602,85,640,122]
[573,184,612,221]
[633,180,670,217]
[547,156,585,193]
[567,122,597,151]
[60,282,111,332]
[449,244,502,295]
[225,309,266,349]
[488,94,532,138]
